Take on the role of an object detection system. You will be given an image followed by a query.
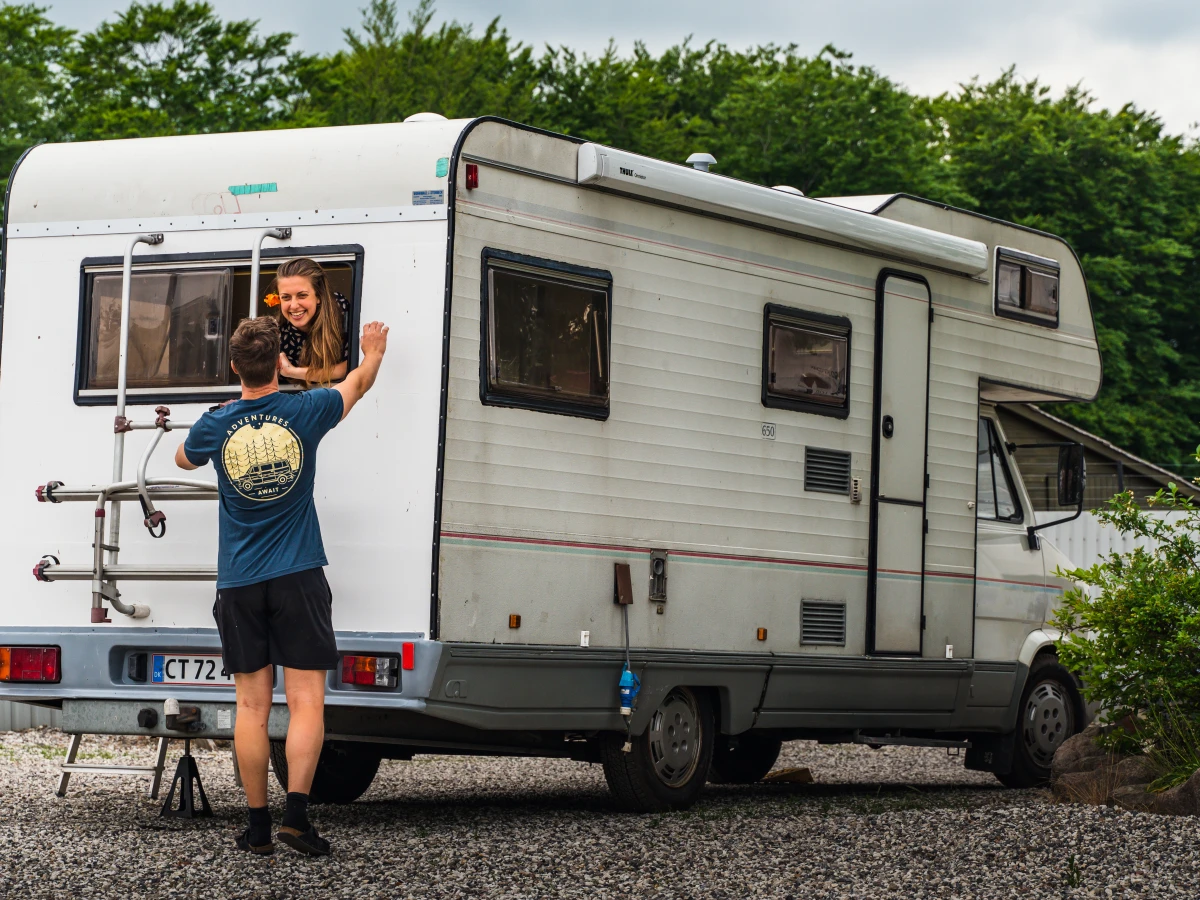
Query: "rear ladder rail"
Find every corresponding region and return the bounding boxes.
[33,233,222,622]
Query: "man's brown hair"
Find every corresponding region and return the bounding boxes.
[230,317,281,388]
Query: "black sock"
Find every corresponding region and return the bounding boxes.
[247,806,272,846]
[282,792,311,832]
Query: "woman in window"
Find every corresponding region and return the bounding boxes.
[269,257,349,386]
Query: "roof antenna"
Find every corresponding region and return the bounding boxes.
[686,152,717,173]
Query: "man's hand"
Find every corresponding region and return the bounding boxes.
[360,321,389,358]
[334,321,390,420]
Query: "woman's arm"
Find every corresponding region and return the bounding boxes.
[278,354,348,384]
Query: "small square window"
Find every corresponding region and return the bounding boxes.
[761,305,851,419]
[482,250,612,420]
[994,248,1060,328]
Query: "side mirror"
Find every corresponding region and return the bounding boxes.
[1057,444,1086,507]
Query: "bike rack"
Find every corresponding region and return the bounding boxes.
[34,233,221,622]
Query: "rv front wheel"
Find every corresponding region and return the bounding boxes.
[270,739,383,804]
[996,658,1083,789]
[601,686,715,812]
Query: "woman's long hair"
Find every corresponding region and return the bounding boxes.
[272,257,343,386]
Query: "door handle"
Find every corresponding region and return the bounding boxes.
[881,415,894,439]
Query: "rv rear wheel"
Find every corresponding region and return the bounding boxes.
[270,739,382,804]
[996,658,1083,789]
[708,733,782,784]
[601,686,715,812]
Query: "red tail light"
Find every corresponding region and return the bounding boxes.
[0,646,61,683]
[401,642,415,671]
[340,655,398,688]
[465,163,479,190]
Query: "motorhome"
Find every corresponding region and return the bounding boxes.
[0,116,1100,811]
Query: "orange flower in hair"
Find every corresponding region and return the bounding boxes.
[263,293,281,308]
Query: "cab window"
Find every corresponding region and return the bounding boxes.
[977,418,1023,522]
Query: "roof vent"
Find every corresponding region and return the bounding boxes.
[404,112,448,123]
[686,152,716,172]
[772,185,805,197]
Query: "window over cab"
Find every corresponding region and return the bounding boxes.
[994,247,1060,328]
[76,246,362,404]
[480,249,612,420]
[761,304,851,419]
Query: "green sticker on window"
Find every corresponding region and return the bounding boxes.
[435,157,449,178]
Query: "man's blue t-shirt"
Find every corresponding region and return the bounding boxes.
[184,389,344,588]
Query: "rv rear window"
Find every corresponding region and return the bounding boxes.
[761,305,851,419]
[994,248,1060,327]
[481,251,612,420]
[77,252,359,403]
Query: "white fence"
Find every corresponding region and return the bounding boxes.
[1036,509,1175,572]
[0,701,61,731]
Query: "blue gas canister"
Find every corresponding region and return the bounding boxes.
[618,666,641,716]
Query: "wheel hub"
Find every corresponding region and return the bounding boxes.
[1021,679,1073,766]
[648,688,701,787]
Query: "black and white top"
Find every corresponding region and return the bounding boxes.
[279,292,350,367]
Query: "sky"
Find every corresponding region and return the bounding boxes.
[45,0,1200,139]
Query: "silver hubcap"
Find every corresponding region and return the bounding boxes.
[648,688,701,787]
[1022,679,1073,767]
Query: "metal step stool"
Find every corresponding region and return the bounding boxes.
[56,733,170,799]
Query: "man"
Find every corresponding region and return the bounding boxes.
[176,315,389,856]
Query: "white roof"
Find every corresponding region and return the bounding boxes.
[6,118,471,234]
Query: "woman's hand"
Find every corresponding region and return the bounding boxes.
[279,352,306,381]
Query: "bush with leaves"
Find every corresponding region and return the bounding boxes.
[1052,487,1200,783]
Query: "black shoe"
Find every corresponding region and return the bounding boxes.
[235,827,275,855]
[277,825,331,857]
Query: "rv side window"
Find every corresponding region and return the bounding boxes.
[994,248,1060,328]
[977,418,1022,522]
[78,252,359,403]
[761,304,850,419]
[482,251,612,420]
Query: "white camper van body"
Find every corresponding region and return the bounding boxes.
[0,117,1100,804]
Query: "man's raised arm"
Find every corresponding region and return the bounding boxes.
[334,321,389,420]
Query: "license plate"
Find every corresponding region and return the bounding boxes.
[151,653,233,686]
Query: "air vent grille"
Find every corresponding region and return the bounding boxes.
[802,600,847,646]
[804,447,852,495]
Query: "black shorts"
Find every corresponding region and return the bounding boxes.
[213,567,338,673]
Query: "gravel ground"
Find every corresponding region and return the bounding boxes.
[2,728,1198,899]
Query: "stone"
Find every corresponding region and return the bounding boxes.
[1112,784,1157,813]
[1146,767,1200,817]
[1052,725,1116,780]
[1112,755,1161,789]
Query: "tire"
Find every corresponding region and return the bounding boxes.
[601,686,715,812]
[708,733,782,784]
[996,658,1084,789]
[270,739,383,804]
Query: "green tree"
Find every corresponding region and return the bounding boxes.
[0,4,73,181]
[710,46,956,199]
[305,0,539,126]
[56,1,312,140]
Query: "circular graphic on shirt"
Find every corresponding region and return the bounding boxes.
[221,420,304,502]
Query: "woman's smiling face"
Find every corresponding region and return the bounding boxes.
[277,275,318,331]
